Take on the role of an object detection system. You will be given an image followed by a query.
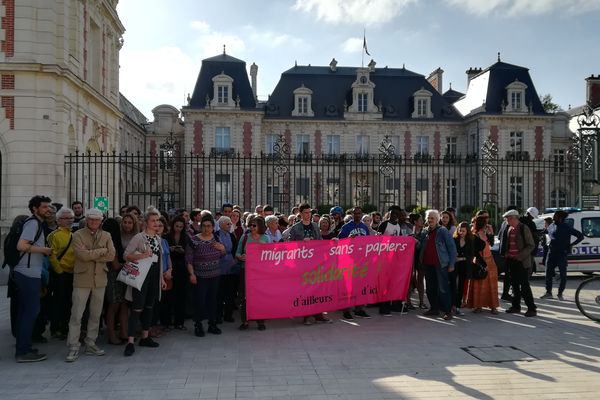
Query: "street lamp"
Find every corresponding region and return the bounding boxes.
[571,103,600,208]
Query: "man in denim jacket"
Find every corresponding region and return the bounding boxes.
[419,209,457,320]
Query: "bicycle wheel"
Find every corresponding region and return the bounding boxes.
[575,276,600,322]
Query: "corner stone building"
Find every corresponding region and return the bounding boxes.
[0,0,124,225]
[176,52,574,214]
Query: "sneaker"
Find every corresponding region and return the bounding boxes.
[455,308,464,316]
[557,293,565,301]
[314,315,333,323]
[257,322,266,331]
[303,317,313,326]
[85,343,105,356]
[442,313,453,321]
[380,310,392,317]
[16,352,47,363]
[500,294,514,302]
[524,309,537,317]
[342,311,354,320]
[505,307,521,314]
[138,337,159,348]
[207,325,222,335]
[540,292,553,299]
[423,309,440,317]
[354,310,371,319]
[124,343,135,357]
[65,348,80,362]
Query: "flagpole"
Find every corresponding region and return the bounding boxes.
[362,28,365,68]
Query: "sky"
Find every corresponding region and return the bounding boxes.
[116,0,600,119]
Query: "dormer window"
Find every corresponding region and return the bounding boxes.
[505,79,528,113]
[411,88,433,118]
[217,85,229,104]
[349,68,377,114]
[211,72,234,108]
[292,84,314,117]
[358,93,368,112]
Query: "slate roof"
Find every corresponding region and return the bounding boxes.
[119,93,148,126]
[265,64,461,120]
[454,61,546,117]
[188,53,256,109]
[442,88,465,105]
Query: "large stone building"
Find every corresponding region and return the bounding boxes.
[162,50,578,214]
[0,0,124,225]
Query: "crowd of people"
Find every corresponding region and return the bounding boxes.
[6,195,583,363]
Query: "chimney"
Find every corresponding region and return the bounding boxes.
[586,74,600,108]
[250,62,258,100]
[427,67,444,93]
[466,67,482,87]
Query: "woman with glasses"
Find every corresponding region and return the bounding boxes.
[236,215,269,331]
[186,214,226,337]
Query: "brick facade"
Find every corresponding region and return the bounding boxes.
[193,121,203,155]
[1,0,14,57]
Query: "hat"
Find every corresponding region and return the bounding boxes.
[502,209,519,218]
[526,207,539,218]
[85,208,104,220]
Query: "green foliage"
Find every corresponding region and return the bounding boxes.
[541,94,561,113]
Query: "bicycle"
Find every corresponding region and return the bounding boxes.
[575,274,600,322]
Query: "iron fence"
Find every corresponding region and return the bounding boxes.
[65,149,579,222]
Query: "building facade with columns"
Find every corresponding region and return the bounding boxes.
[0,0,124,225]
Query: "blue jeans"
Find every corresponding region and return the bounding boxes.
[424,264,451,313]
[545,253,568,295]
[13,271,41,356]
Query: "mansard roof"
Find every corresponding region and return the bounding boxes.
[454,60,546,117]
[119,93,148,126]
[265,64,461,120]
[188,53,256,109]
[442,88,465,105]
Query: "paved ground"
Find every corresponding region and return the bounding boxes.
[0,275,599,400]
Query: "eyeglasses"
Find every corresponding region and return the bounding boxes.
[201,224,213,228]
[59,217,74,220]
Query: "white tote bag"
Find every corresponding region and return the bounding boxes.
[117,255,157,291]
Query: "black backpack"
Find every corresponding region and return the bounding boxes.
[2,216,43,269]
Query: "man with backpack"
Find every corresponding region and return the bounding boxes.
[13,195,53,363]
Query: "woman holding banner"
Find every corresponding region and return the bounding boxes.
[236,215,269,331]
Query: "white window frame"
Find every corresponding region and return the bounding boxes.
[217,85,229,104]
[446,136,457,155]
[265,134,278,155]
[296,134,310,156]
[215,127,231,150]
[211,72,234,108]
[553,149,566,173]
[326,135,340,155]
[446,178,457,208]
[417,136,429,155]
[411,88,433,118]
[505,80,528,113]
[292,85,314,117]
[510,131,523,153]
[509,176,523,208]
[356,135,370,156]
[358,93,368,113]
[215,174,231,203]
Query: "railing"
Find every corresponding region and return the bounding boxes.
[64,151,579,218]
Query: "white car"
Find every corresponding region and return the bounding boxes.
[536,210,600,274]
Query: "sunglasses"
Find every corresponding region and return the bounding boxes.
[249,224,257,227]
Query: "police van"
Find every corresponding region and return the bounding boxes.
[536,209,600,274]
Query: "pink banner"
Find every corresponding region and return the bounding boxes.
[245,236,415,320]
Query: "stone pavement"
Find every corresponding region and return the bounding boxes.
[0,276,599,400]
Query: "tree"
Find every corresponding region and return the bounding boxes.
[540,94,561,113]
